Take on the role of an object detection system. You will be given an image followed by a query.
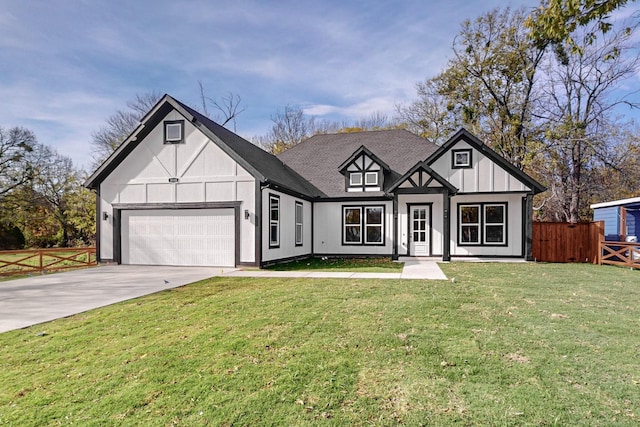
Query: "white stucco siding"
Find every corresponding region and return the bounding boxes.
[261,189,312,262]
[313,201,393,256]
[450,193,525,257]
[397,194,444,256]
[430,140,531,193]
[98,109,256,264]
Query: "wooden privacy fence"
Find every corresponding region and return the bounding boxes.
[600,241,640,269]
[0,247,97,276]
[532,221,604,264]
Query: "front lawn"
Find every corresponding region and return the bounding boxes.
[1,263,638,425]
[266,256,403,272]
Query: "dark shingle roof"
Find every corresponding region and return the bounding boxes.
[277,130,438,198]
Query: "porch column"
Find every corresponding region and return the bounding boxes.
[443,191,451,261]
[392,195,399,260]
[524,194,534,261]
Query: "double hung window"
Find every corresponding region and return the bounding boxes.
[269,195,280,247]
[295,202,303,246]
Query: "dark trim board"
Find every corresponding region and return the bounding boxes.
[112,203,241,267]
[255,182,263,267]
[95,189,101,263]
[260,254,312,268]
[312,253,395,259]
[112,201,241,210]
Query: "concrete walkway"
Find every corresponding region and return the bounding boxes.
[399,258,448,280]
[224,258,447,280]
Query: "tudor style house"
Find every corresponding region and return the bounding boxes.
[85,94,545,267]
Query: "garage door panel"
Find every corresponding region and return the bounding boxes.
[122,209,235,267]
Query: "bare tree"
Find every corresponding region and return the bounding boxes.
[91,91,162,167]
[536,21,640,222]
[0,126,36,198]
[198,81,246,132]
[396,79,458,144]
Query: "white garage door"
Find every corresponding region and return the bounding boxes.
[121,209,235,267]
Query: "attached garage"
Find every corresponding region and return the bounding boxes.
[119,208,238,267]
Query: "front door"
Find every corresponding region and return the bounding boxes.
[410,206,429,256]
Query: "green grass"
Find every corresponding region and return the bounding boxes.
[1,263,639,425]
[267,256,403,272]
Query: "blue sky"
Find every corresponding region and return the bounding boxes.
[0,0,636,171]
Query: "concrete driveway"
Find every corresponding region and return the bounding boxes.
[0,265,226,333]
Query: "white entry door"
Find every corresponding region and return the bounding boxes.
[410,206,429,256]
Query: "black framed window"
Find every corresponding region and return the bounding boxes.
[295,201,303,246]
[164,120,184,144]
[452,149,472,168]
[343,205,385,245]
[343,207,362,244]
[460,205,480,244]
[269,195,280,248]
[458,202,507,246]
[484,204,505,244]
[364,206,383,244]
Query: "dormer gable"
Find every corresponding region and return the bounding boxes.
[338,145,390,192]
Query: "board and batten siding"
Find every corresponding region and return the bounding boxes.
[99,109,256,263]
[430,140,531,193]
[261,189,312,262]
[313,201,393,256]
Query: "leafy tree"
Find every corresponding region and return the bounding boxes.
[399,8,547,166]
[527,0,635,50]
[440,8,547,168]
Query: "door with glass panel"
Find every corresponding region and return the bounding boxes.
[410,206,429,256]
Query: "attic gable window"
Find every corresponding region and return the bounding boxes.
[343,151,383,192]
[452,149,472,168]
[164,120,184,144]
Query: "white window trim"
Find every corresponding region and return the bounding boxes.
[364,171,378,186]
[350,172,363,186]
[295,202,303,246]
